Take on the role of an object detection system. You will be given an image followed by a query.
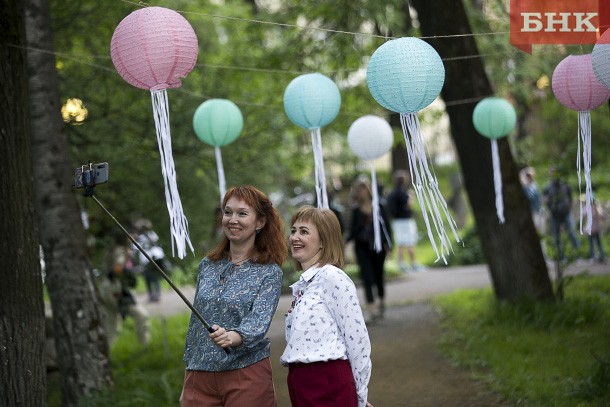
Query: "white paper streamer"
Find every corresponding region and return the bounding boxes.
[310,128,329,209]
[400,113,460,264]
[491,139,505,224]
[370,164,382,252]
[215,146,226,205]
[150,90,194,259]
[577,111,593,235]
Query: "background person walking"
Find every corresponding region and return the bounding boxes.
[99,233,150,346]
[520,167,545,234]
[385,170,422,272]
[543,166,580,261]
[582,193,607,263]
[133,218,169,302]
[347,179,392,323]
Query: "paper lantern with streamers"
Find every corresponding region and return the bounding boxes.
[366,37,460,263]
[348,115,394,252]
[193,99,244,203]
[552,54,610,234]
[592,29,610,88]
[111,6,198,258]
[284,73,341,209]
[472,97,517,224]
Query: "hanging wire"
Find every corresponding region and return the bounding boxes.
[120,0,510,41]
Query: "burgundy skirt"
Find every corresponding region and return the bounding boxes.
[287,359,358,407]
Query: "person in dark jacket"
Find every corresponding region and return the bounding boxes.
[346,179,392,323]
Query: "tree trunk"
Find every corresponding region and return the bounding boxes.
[409,0,554,302]
[24,0,113,404]
[0,1,46,405]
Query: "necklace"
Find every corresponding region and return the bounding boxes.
[230,257,249,266]
[219,258,248,285]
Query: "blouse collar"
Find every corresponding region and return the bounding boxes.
[299,263,323,283]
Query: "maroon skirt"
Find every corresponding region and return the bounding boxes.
[287,359,358,407]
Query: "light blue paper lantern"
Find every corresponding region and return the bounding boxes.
[193,99,243,147]
[472,97,516,139]
[366,37,445,113]
[283,73,341,209]
[283,73,341,130]
[365,37,458,264]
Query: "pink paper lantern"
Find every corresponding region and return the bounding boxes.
[551,54,610,235]
[110,7,199,259]
[551,54,610,111]
[111,7,198,91]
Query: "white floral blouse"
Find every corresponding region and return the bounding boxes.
[280,264,372,407]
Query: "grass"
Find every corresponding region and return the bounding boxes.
[433,274,610,406]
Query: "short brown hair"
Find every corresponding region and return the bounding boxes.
[208,185,288,265]
[290,206,344,270]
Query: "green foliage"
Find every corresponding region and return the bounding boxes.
[569,352,610,401]
[48,0,415,269]
[439,226,485,267]
[50,315,192,407]
[50,0,610,275]
[434,274,610,405]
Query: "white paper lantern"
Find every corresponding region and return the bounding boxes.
[347,115,394,252]
[347,115,394,160]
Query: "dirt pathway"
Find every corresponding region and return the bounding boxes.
[268,301,506,406]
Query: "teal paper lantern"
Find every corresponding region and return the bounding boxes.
[283,73,341,130]
[365,37,458,264]
[366,37,444,113]
[193,99,243,147]
[283,73,341,210]
[472,97,516,139]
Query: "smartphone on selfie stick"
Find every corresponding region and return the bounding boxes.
[75,161,230,354]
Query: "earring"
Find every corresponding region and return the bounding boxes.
[256,228,261,235]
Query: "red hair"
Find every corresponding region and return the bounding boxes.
[208,185,288,266]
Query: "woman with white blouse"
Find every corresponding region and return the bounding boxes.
[281,206,373,407]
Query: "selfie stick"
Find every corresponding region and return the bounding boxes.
[82,183,230,354]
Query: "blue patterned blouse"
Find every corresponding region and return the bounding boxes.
[183,257,283,371]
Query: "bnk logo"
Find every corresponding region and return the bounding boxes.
[521,12,597,33]
[510,0,610,53]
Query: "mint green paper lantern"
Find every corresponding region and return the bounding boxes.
[192,99,243,204]
[193,99,243,147]
[472,97,516,225]
[472,97,516,139]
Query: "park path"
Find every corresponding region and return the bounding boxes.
[139,262,609,406]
